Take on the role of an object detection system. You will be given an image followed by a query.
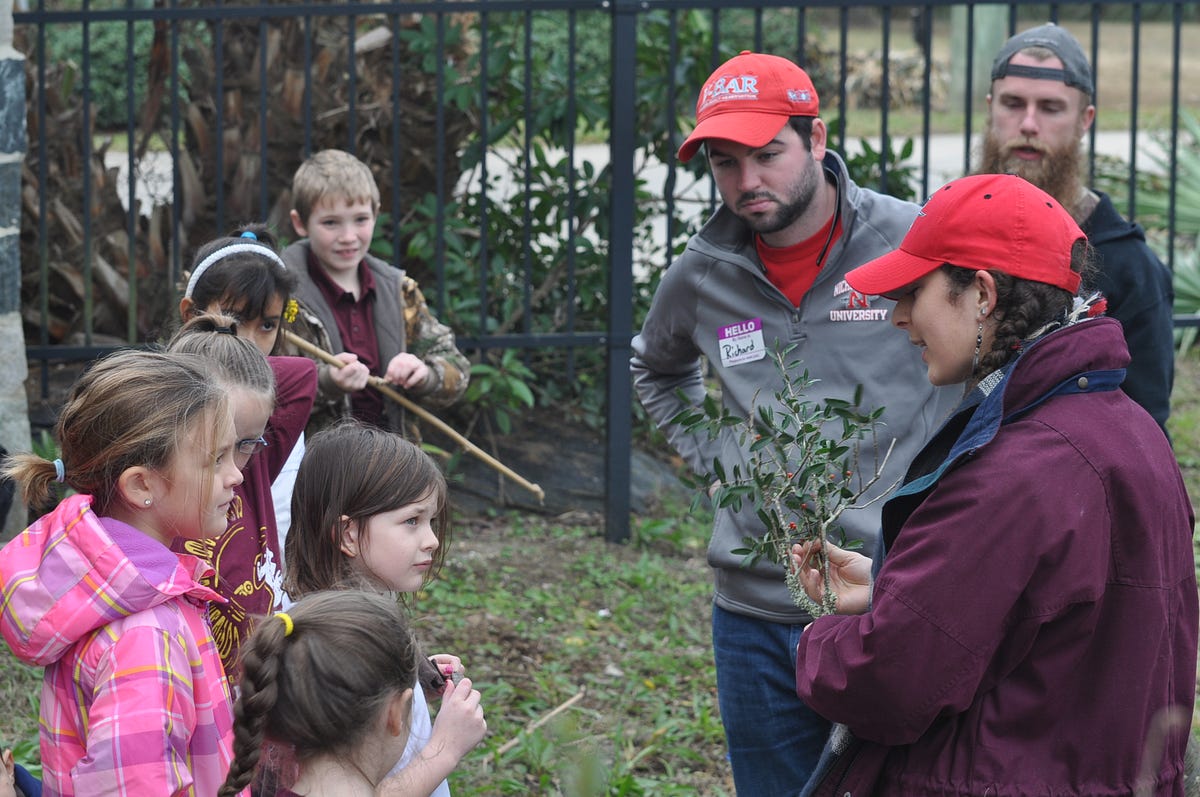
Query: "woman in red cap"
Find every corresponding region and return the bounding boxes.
[791,173,1197,796]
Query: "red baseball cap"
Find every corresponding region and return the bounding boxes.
[677,51,820,163]
[845,174,1085,296]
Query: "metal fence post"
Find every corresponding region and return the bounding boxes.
[0,0,31,538]
[605,0,638,543]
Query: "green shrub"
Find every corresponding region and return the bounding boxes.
[40,0,201,131]
[400,9,723,424]
[44,17,154,129]
[1095,110,1200,356]
[1097,110,1200,238]
[1172,247,1200,355]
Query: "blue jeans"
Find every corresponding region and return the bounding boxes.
[712,603,830,796]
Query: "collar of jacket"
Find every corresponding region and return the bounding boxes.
[892,321,1126,500]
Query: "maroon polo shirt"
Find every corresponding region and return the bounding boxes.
[307,253,386,427]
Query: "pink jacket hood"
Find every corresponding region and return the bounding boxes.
[1,493,223,667]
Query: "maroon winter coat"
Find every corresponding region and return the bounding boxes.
[797,318,1197,796]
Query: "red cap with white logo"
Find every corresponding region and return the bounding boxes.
[677,51,820,163]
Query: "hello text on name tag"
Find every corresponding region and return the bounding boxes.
[718,318,766,367]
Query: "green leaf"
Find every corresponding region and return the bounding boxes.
[510,380,535,407]
[496,410,513,436]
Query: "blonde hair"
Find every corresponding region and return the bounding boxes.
[167,312,276,403]
[291,149,380,224]
[3,349,227,514]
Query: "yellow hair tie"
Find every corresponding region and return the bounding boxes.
[277,612,294,637]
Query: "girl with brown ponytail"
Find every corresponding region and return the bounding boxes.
[219,589,426,797]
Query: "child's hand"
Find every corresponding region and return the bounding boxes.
[429,653,464,693]
[384,353,429,391]
[432,676,487,759]
[329,352,371,392]
[1,749,16,797]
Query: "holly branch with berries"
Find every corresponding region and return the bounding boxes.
[671,344,896,617]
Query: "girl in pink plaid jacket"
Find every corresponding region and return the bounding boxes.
[0,349,244,796]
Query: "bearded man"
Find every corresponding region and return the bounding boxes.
[981,23,1175,433]
[631,51,958,795]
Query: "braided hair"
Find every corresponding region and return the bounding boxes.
[943,238,1094,385]
[218,590,420,796]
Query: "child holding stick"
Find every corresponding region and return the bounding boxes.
[177,225,312,565]
[281,149,470,436]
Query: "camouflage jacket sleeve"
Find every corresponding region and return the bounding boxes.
[401,276,471,409]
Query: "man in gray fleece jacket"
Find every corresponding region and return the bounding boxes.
[631,51,958,795]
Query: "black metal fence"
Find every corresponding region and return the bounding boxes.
[13,1,1197,541]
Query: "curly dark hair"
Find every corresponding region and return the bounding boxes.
[943,237,1094,384]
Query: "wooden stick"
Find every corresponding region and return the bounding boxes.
[281,329,545,503]
[495,689,586,758]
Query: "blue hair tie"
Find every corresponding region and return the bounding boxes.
[240,230,258,240]
[53,458,65,483]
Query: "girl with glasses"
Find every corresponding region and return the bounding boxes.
[167,311,316,678]
[177,224,315,579]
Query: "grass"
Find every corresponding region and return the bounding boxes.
[3,356,1199,792]
[1172,350,1200,590]
[420,511,729,796]
[0,657,40,778]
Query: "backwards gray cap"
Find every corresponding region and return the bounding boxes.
[990,23,1094,98]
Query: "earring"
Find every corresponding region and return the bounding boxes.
[980,304,988,315]
[971,321,984,372]
[143,498,152,506]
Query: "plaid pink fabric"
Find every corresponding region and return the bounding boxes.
[0,494,238,796]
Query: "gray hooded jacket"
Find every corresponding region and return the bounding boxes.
[632,152,960,623]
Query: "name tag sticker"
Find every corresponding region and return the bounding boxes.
[718,318,766,367]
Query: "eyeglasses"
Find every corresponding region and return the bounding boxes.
[235,435,269,457]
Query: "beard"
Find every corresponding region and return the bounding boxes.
[974,124,1089,213]
[977,125,1085,214]
[735,154,823,236]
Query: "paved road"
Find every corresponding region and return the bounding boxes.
[111,130,1158,222]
